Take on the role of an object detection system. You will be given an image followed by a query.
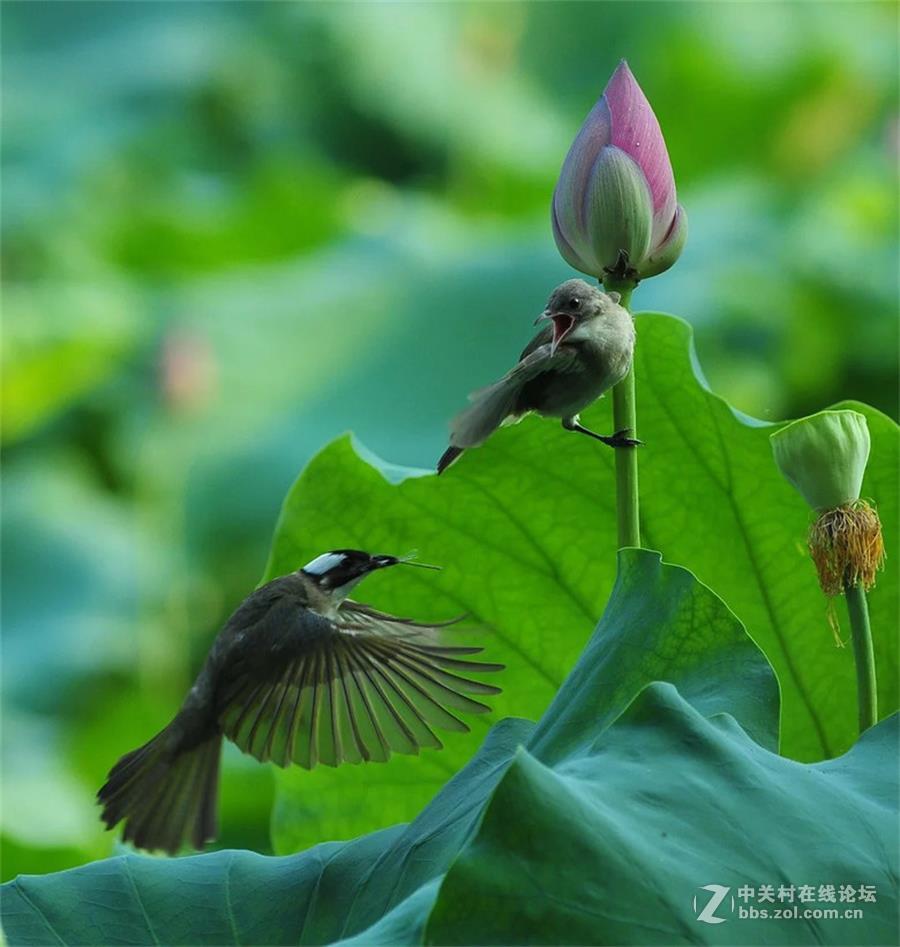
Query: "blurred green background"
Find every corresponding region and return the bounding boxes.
[2,1,897,881]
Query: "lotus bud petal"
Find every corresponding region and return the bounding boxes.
[552,61,685,282]
[771,411,885,598]
[584,146,654,275]
[552,98,612,276]
[552,190,596,276]
[639,203,688,279]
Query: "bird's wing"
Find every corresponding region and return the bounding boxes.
[337,599,466,637]
[450,343,580,448]
[501,336,578,387]
[469,341,579,402]
[214,594,503,769]
[519,323,553,360]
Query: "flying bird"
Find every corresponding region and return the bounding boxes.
[98,550,502,854]
[438,278,638,474]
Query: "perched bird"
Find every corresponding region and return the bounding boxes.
[437,278,638,474]
[98,550,502,854]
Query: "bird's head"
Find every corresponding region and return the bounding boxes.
[535,279,623,355]
[300,549,438,601]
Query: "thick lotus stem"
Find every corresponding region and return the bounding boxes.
[844,582,878,732]
[603,279,640,549]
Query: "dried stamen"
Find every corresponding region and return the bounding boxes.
[808,500,885,598]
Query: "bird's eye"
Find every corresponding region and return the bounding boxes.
[570,297,581,309]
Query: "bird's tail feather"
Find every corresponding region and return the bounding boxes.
[437,445,464,474]
[452,379,519,446]
[440,378,520,466]
[97,723,222,854]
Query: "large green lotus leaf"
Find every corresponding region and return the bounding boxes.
[428,696,899,946]
[265,313,896,852]
[424,558,897,944]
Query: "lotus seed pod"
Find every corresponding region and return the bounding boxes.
[771,411,884,598]
[770,410,870,511]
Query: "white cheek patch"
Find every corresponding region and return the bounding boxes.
[302,552,347,576]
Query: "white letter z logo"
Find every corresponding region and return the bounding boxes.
[693,884,731,924]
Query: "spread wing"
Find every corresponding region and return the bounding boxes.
[337,599,464,638]
[215,595,503,769]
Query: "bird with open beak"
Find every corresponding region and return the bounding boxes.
[437,279,638,474]
[97,549,502,854]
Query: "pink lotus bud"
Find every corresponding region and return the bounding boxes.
[552,60,686,282]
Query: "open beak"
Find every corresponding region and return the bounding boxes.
[535,310,576,356]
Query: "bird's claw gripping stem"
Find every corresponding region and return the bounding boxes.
[563,418,643,448]
[602,428,643,449]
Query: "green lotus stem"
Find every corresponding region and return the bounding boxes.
[844,581,878,733]
[602,280,640,549]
